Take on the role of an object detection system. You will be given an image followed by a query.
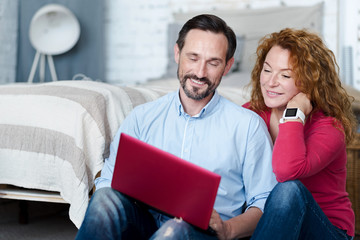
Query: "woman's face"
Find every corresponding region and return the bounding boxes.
[260,45,300,111]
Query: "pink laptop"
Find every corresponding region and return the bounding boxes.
[111,133,221,230]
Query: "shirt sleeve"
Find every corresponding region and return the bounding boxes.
[94,109,140,190]
[94,127,121,189]
[273,120,346,182]
[242,114,277,212]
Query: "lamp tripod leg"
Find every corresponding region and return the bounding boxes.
[47,55,58,81]
[39,53,45,82]
[27,51,40,83]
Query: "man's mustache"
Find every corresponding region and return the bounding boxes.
[184,74,211,85]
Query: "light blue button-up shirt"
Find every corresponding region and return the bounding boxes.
[95,90,277,224]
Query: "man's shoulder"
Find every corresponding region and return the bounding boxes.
[218,96,259,116]
[135,91,177,109]
[128,91,178,120]
[217,96,268,129]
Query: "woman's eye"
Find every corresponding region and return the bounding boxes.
[282,75,291,79]
[264,69,271,73]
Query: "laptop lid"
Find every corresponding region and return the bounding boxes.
[111,133,221,230]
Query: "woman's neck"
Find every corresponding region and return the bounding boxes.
[269,108,285,143]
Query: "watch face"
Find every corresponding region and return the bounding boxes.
[285,108,297,117]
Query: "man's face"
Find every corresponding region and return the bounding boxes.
[175,29,233,101]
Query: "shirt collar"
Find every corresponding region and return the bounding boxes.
[175,89,220,118]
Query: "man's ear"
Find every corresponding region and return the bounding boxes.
[174,44,180,64]
[223,57,235,76]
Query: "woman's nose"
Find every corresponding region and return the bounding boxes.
[268,74,279,86]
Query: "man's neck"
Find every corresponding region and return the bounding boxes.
[179,90,212,116]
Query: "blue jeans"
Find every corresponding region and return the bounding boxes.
[251,180,353,240]
[150,219,218,240]
[75,187,218,240]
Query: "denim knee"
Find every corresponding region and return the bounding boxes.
[265,180,306,211]
[76,188,126,240]
[151,218,192,239]
[87,187,126,223]
[90,187,115,204]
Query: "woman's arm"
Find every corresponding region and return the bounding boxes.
[273,117,345,182]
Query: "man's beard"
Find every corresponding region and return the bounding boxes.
[178,71,220,100]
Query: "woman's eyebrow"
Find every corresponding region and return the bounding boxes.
[264,61,292,71]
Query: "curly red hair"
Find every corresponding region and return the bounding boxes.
[248,28,357,144]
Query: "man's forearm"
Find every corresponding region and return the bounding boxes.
[225,207,262,239]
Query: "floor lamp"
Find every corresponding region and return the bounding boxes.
[27,4,80,83]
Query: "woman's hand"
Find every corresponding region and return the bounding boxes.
[286,92,313,116]
[209,209,231,240]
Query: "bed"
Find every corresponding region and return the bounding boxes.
[0,80,168,227]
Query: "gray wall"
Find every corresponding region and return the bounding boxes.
[16,0,104,83]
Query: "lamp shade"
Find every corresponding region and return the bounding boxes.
[29,4,80,55]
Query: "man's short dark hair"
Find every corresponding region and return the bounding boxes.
[176,14,237,63]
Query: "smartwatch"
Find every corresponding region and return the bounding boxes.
[279,108,305,124]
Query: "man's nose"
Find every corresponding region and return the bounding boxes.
[195,62,207,79]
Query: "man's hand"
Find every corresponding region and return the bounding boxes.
[209,209,232,240]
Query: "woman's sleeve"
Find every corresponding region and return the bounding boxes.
[272,120,345,182]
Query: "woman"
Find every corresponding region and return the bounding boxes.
[244,28,357,239]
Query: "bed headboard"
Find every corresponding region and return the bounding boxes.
[164,3,324,77]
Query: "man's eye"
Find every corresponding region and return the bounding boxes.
[209,62,219,67]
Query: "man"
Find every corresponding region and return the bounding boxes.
[76,14,277,240]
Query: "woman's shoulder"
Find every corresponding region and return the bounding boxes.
[310,110,339,125]
[242,101,251,109]
[307,110,345,135]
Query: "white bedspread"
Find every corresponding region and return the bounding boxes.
[0,80,168,228]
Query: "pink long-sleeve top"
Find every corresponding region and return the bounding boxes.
[243,102,355,236]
